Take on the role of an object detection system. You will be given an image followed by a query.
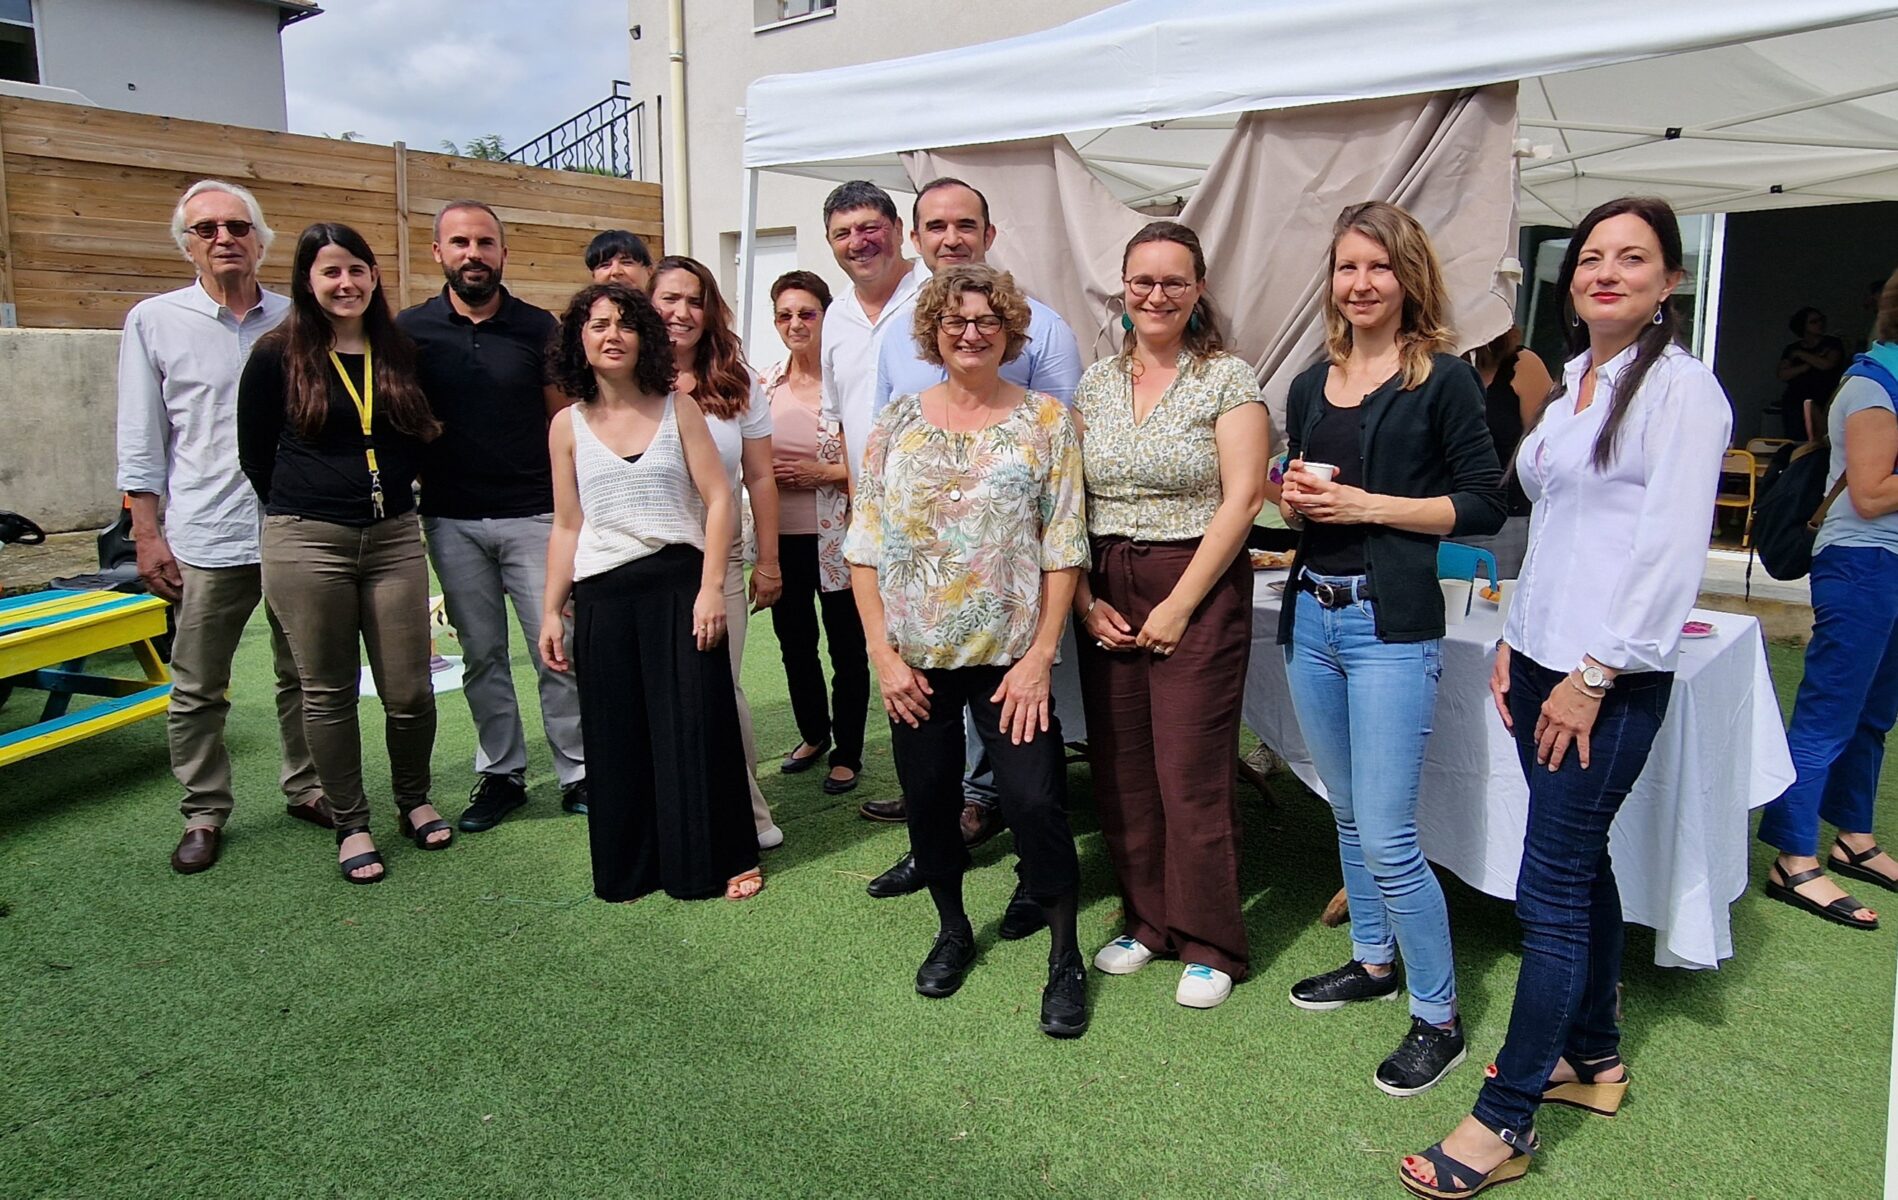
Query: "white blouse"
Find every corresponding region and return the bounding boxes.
[1505,343,1732,674]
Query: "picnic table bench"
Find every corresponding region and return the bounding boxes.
[0,589,172,767]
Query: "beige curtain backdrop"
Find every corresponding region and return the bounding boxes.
[904,85,1521,434]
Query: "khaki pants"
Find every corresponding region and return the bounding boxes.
[262,514,436,831]
[723,552,774,834]
[169,560,322,829]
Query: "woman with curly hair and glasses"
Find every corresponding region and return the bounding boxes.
[538,282,762,903]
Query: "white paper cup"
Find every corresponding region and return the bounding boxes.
[1495,579,1516,620]
[1301,462,1338,484]
[1440,578,1473,625]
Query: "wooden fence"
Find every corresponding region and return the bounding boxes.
[0,95,664,328]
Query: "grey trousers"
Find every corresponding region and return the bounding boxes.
[424,514,585,788]
[262,513,437,831]
[722,551,775,834]
[169,560,323,828]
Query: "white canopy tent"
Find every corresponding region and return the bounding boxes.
[736,0,1898,327]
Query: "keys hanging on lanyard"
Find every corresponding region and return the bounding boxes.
[328,347,385,518]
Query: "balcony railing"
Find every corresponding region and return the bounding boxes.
[506,81,647,180]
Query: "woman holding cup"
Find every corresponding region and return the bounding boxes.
[1277,201,1504,1097]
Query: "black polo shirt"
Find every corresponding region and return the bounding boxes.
[398,286,559,519]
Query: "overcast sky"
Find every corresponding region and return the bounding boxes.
[281,0,630,153]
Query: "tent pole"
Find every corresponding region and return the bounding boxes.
[1698,212,1727,369]
[737,167,761,359]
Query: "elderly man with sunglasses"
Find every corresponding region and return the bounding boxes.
[116,179,328,874]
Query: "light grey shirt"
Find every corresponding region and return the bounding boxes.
[115,280,290,568]
[1814,373,1898,558]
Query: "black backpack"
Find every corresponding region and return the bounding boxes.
[1747,355,1890,588]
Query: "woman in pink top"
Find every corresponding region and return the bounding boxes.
[763,270,867,793]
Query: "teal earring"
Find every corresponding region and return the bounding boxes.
[1187,310,1203,334]
[1120,312,1134,332]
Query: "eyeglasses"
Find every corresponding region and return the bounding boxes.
[187,220,255,241]
[1124,276,1193,299]
[938,315,1003,336]
[774,309,822,324]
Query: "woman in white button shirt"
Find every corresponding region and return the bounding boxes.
[1401,197,1731,1198]
[650,256,786,850]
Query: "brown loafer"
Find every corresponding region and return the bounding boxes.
[170,826,221,874]
[285,796,336,830]
[960,801,1004,848]
[858,795,906,822]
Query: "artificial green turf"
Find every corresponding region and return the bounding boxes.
[2,614,1892,1199]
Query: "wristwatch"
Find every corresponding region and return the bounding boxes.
[1579,663,1616,692]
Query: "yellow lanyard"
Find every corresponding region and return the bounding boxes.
[328,348,384,516]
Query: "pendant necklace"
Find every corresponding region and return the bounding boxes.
[938,392,1003,503]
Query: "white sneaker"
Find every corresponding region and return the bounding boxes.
[1092,935,1156,975]
[1176,963,1233,1008]
[757,824,784,851]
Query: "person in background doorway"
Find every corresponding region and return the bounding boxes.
[1775,307,1846,443]
[1463,326,1555,576]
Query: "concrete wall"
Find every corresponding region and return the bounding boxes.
[0,329,123,533]
[1713,202,1898,443]
[624,0,1110,310]
[35,0,291,130]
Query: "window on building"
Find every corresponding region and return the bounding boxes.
[0,0,38,85]
[754,0,836,31]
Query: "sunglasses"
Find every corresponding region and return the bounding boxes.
[774,309,822,324]
[187,220,255,241]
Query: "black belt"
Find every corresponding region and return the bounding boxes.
[1299,571,1373,609]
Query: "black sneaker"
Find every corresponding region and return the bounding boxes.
[1039,952,1089,1038]
[915,926,976,998]
[1375,1016,1467,1097]
[997,881,1047,940]
[1289,960,1402,1011]
[561,780,589,816]
[457,774,528,832]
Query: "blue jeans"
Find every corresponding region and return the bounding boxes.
[1472,652,1672,1140]
[1284,577,1453,1023]
[1757,544,1898,857]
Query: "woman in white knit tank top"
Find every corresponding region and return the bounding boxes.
[539,284,763,903]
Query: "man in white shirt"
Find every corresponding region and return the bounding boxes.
[117,180,325,875]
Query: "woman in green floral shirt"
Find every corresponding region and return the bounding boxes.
[1071,220,1271,1012]
[844,264,1093,1038]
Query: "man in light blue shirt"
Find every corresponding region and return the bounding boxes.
[872,178,1082,415]
[860,179,1086,932]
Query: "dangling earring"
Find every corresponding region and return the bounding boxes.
[1120,312,1134,332]
[1652,303,1666,326]
[1186,309,1203,334]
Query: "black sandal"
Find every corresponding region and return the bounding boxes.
[337,826,385,885]
[1398,1131,1534,1198]
[398,802,454,850]
[1828,841,1898,894]
[1542,1052,1628,1116]
[1764,862,1877,930]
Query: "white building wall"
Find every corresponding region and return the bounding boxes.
[34,0,292,130]
[625,0,1112,335]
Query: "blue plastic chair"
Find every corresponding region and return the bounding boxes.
[1437,542,1500,590]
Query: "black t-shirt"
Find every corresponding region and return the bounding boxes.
[1483,351,1533,518]
[236,345,427,526]
[397,287,559,519]
[1780,335,1847,407]
[1302,397,1368,575]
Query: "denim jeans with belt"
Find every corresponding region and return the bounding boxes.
[1472,651,1672,1140]
[1757,544,1898,857]
[1283,572,1453,1023]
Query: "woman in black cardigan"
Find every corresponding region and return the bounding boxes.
[1276,201,1505,1099]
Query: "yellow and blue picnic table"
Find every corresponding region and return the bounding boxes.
[0,589,171,767]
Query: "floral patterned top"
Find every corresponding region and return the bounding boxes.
[1074,350,1263,541]
[843,390,1089,669]
[761,361,850,592]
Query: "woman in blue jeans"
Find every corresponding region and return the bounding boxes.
[1756,273,1898,931]
[1400,197,1732,1197]
[1278,201,1504,1099]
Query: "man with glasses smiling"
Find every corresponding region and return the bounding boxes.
[858,177,1086,913]
[117,179,327,874]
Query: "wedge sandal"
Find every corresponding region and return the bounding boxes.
[1764,862,1877,930]
[1397,1131,1533,1199]
[1543,1053,1628,1117]
[1828,841,1898,894]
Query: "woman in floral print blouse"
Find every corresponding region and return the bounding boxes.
[844,263,1093,1039]
[1071,220,1271,1012]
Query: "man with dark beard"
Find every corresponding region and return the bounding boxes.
[398,199,586,830]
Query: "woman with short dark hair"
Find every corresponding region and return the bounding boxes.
[539,282,762,903]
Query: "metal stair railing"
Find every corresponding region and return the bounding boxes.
[506,80,647,179]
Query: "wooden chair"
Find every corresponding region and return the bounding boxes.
[1715,449,1757,547]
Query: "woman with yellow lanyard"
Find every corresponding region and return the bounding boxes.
[238,223,447,884]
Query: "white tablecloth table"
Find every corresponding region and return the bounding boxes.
[1244,573,1794,969]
